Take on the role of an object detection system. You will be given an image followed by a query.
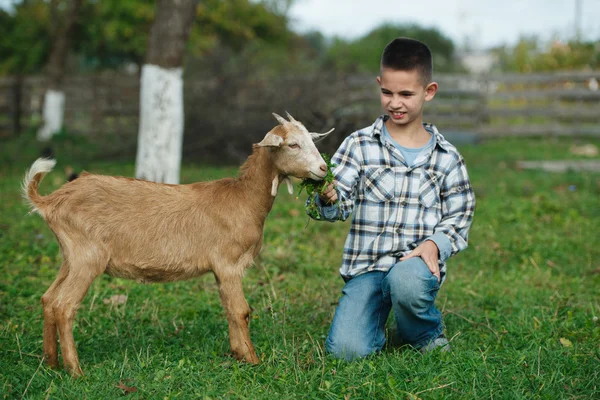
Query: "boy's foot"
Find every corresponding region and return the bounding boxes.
[420,334,450,354]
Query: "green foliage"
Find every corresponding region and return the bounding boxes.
[76,0,155,69]
[325,23,459,74]
[1,134,599,398]
[193,0,291,54]
[0,1,51,74]
[534,40,599,71]
[3,1,598,77]
[0,4,466,78]
[0,0,295,75]
[184,0,318,80]
[77,0,293,70]
[494,37,600,72]
[297,153,337,220]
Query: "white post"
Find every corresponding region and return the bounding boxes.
[135,64,184,184]
[37,89,65,141]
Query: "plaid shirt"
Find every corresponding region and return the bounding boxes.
[312,116,475,283]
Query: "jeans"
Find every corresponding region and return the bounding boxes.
[325,257,443,361]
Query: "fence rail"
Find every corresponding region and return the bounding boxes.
[1,71,599,153]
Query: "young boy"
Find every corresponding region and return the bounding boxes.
[310,38,475,360]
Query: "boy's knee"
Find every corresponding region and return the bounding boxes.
[387,258,438,308]
[325,336,379,361]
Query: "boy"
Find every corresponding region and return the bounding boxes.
[310,38,475,360]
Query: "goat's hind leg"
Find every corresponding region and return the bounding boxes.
[41,263,69,368]
[54,253,106,376]
[214,271,260,364]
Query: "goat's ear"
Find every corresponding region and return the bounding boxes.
[258,132,284,147]
[311,128,335,142]
[272,113,287,126]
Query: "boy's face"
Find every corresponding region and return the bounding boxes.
[376,68,437,128]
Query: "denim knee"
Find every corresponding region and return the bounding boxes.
[325,335,380,361]
[385,258,439,311]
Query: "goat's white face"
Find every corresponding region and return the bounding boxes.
[258,113,334,181]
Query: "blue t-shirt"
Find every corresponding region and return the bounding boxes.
[382,124,435,167]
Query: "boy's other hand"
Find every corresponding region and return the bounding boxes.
[319,183,338,205]
[400,240,440,282]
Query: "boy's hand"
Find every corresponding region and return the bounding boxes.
[400,240,440,282]
[319,183,338,205]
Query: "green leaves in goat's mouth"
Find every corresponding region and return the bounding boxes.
[297,153,338,220]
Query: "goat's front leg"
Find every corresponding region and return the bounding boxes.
[215,272,259,364]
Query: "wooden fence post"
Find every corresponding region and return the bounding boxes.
[477,75,490,129]
[11,75,23,136]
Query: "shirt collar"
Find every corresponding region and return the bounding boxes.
[371,115,451,152]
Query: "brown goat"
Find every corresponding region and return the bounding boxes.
[23,113,333,376]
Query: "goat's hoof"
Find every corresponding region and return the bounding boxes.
[232,351,260,365]
[44,356,59,369]
[244,353,260,365]
[66,365,84,377]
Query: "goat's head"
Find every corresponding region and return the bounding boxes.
[257,112,334,196]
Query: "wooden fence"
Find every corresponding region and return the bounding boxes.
[0,75,140,138]
[1,71,599,160]
[430,71,600,137]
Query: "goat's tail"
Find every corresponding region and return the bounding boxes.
[22,158,56,215]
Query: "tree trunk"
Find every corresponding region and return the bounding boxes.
[135,0,198,184]
[37,0,83,141]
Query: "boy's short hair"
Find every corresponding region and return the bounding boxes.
[381,38,433,86]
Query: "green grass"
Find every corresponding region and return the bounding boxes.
[1,132,599,399]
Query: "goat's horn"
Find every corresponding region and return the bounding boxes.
[272,113,287,125]
[311,128,335,142]
[285,111,297,123]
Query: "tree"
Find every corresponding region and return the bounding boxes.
[75,0,292,73]
[0,2,51,76]
[37,0,83,141]
[135,0,198,184]
[76,0,155,71]
[325,23,458,73]
[0,1,54,137]
[494,37,600,72]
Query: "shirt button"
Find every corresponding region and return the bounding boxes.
[400,200,408,206]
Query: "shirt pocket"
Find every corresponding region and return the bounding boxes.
[363,167,395,202]
[418,170,441,208]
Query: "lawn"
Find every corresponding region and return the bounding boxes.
[1,132,599,399]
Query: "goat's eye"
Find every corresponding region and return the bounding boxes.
[288,143,300,149]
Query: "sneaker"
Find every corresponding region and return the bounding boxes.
[420,334,450,354]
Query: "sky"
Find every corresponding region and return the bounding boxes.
[288,0,600,49]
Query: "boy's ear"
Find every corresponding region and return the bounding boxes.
[376,76,382,85]
[425,82,438,101]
